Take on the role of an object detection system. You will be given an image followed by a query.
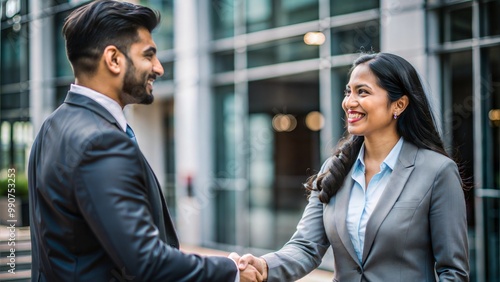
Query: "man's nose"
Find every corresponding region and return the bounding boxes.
[153,57,164,77]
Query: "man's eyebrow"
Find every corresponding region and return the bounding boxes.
[143,46,157,54]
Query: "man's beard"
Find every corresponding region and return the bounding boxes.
[120,58,154,105]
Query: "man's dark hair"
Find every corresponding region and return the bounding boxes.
[62,0,160,76]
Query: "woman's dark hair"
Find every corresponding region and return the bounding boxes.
[62,0,160,76]
[307,52,452,203]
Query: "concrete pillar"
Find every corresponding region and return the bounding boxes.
[29,0,55,135]
[173,0,212,245]
[380,0,426,73]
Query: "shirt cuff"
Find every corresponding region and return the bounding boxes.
[232,260,240,282]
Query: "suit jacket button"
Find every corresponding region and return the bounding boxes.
[356,266,363,274]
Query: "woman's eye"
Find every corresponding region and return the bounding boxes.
[358,89,369,95]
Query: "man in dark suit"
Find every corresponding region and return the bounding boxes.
[27,1,262,281]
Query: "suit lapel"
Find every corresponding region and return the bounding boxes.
[333,171,360,265]
[64,92,121,130]
[361,141,418,263]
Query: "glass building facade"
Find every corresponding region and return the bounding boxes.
[0,0,499,280]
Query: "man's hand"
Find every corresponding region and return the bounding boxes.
[229,252,268,282]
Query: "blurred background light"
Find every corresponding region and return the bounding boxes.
[305,111,325,131]
[6,0,21,18]
[489,109,500,121]
[303,31,326,46]
[272,114,297,132]
[489,109,500,127]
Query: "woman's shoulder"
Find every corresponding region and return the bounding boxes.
[413,146,457,170]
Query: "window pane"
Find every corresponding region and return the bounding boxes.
[51,0,69,6]
[50,0,91,7]
[246,0,272,33]
[246,0,318,33]
[214,189,237,244]
[213,51,234,73]
[56,85,70,108]
[247,36,319,68]
[13,121,32,173]
[331,0,379,16]
[248,73,320,249]
[481,0,500,37]
[0,121,31,173]
[211,0,234,39]
[55,11,73,77]
[162,99,176,219]
[441,5,472,42]
[0,28,20,84]
[0,90,29,119]
[280,0,318,27]
[441,52,474,231]
[213,85,237,245]
[331,20,380,55]
[445,51,474,178]
[1,93,20,110]
[158,61,174,81]
[483,197,500,281]
[0,122,11,171]
[481,45,500,281]
[214,85,236,178]
[481,46,500,189]
[248,114,274,249]
[331,66,351,138]
[141,0,174,50]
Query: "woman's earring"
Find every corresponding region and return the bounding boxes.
[393,113,398,120]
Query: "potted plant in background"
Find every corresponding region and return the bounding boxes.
[0,174,29,226]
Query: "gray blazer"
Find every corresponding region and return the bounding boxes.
[28,92,237,281]
[262,140,469,281]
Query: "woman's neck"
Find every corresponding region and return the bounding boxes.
[363,134,401,163]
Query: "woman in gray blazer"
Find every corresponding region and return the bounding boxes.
[233,53,469,281]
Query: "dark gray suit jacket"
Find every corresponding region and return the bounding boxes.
[28,92,237,281]
[262,140,469,281]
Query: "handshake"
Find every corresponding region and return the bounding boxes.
[229,252,269,282]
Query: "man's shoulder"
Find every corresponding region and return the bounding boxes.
[42,101,121,145]
[49,100,111,127]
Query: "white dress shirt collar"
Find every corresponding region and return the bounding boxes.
[70,84,127,132]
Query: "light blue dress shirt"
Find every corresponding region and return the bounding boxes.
[346,137,404,263]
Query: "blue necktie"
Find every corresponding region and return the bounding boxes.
[126,124,137,144]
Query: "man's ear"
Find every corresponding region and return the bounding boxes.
[102,45,124,75]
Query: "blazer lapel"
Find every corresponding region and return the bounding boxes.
[333,171,360,265]
[361,141,418,263]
